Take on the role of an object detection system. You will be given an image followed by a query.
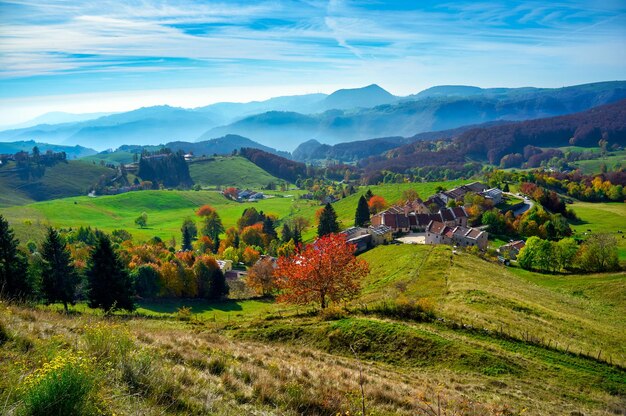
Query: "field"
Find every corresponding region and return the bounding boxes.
[2,246,624,415]
[0,160,111,207]
[189,156,281,188]
[1,189,315,244]
[569,150,626,174]
[81,150,136,165]
[1,180,468,245]
[569,200,626,260]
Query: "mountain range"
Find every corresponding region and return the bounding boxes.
[1,81,624,152]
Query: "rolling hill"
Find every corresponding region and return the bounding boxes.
[0,160,113,207]
[189,156,282,188]
[4,247,624,414]
[0,140,97,159]
[358,99,626,173]
[82,135,290,166]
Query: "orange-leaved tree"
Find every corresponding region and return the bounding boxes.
[275,233,369,309]
[368,195,387,214]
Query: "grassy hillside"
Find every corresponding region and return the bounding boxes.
[2,181,467,245]
[1,190,316,244]
[359,245,626,366]
[82,150,136,165]
[570,201,626,260]
[2,248,624,415]
[189,156,281,188]
[0,160,112,207]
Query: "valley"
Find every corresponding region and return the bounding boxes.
[1,83,625,416]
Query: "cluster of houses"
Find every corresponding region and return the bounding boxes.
[365,182,504,251]
[340,225,394,253]
[423,181,503,210]
[223,188,266,202]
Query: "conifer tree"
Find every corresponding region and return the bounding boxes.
[0,214,30,298]
[317,203,340,237]
[281,223,293,243]
[86,234,135,312]
[293,227,303,246]
[354,195,370,227]
[365,189,373,201]
[181,218,197,251]
[40,227,78,312]
[263,216,278,241]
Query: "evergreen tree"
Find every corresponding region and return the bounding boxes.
[40,228,79,312]
[293,227,302,246]
[365,189,373,201]
[201,212,224,253]
[502,182,510,192]
[263,216,278,241]
[317,203,340,237]
[0,214,30,298]
[354,195,370,227]
[281,223,293,243]
[181,218,197,251]
[86,234,135,312]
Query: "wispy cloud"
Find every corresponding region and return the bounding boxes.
[0,0,624,120]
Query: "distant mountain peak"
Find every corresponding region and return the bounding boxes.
[322,84,397,110]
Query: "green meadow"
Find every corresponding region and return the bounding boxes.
[189,156,281,188]
[1,180,468,245]
[570,201,626,260]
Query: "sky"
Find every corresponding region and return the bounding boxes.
[0,0,625,125]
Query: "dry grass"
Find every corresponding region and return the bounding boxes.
[1,302,513,416]
[2,301,624,415]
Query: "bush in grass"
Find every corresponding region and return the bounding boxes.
[82,322,133,362]
[362,296,436,322]
[121,350,187,410]
[0,319,10,344]
[20,352,99,416]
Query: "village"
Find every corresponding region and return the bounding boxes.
[339,182,526,258]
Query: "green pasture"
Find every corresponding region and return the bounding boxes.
[189,156,281,188]
[570,201,626,260]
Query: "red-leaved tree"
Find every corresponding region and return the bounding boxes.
[275,233,369,309]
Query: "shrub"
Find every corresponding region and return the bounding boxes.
[0,319,10,345]
[82,322,133,362]
[121,351,188,410]
[20,352,99,416]
[175,306,193,321]
[207,356,227,376]
[361,297,436,322]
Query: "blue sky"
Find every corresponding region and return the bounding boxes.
[0,0,625,124]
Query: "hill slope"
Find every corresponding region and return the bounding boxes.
[0,140,97,159]
[189,156,282,188]
[0,160,113,207]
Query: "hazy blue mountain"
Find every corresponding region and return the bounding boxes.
[2,81,624,152]
[0,140,97,159]
[322,84,397,110]
[196,93,327,121]
[291,122,508,162]
[0,105,220,150]
[162,134,290,158]
[1,111,114,130]
[204,81,626,151]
